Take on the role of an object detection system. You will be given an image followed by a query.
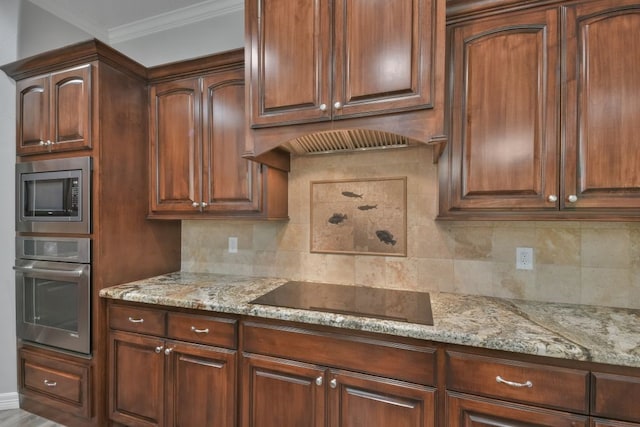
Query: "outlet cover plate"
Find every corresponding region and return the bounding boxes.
[516,247,533,270]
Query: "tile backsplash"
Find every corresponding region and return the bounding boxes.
[182,145,640,309]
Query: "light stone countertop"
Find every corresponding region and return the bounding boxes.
[99,271,640,369]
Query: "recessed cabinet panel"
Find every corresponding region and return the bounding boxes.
[150,78,201,212]
[330,370,436,427]
[167,343,237,427]
[203,74,261,212]
[251,0,331,125]
[51,66,91,145]
[447,10,559,211]
[242,354,325,427]
[334,0,433,118]
[17,77,48,150]
[563,0,640,209]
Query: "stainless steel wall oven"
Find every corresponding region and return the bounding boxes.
[14,236,91,354]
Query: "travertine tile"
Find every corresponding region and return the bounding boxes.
[451,226,494,260]
[416,258,455,293]
[582,228,631,268]
[535,227,581,266]
[492,263,532,299]
[492,226,536,264]
[453,259,493,295]
[530,264,581,304]
[354,256,387,287]
[385,258,420,290]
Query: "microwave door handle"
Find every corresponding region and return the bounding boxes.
[13,265,85,278]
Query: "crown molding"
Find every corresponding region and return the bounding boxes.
[108,0,244,44]
[28,0,109,41]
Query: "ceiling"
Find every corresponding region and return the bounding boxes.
[27,0,244,43]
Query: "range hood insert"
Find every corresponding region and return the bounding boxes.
[280,129,412,156]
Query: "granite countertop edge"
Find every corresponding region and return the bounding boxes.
[99,271,640,370]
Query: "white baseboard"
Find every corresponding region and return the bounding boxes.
[0,392,19,410]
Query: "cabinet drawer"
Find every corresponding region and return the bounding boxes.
[446,351,589,413]
[242,321,436,386]
[592,372,640,423]
[109,304,166,336]
[19,347,90,418]
[167,312,237,348]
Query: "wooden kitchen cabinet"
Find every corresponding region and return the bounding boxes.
[149,50,288,219]
[108,303,237,427]
[591,371,640,425]
[246,0,437,127]
[446,350,590,426]
[447,392,589,426]
[241,320,437,427]
[440,0,640,220]
[16,64,91,155]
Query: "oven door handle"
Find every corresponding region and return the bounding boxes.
[13,265,85,278]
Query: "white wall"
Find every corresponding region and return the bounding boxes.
[112,10,244,67]
[18,0,93,58]
[17,1,243,66]
[0,0,20,408]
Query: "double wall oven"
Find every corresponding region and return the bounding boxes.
[14,156,92,355]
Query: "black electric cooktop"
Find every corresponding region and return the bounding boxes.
[250,281,434,326]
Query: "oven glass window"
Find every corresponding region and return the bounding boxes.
[23,277,79,334]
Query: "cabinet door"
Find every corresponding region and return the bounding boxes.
[329,370,436,427]
[563,0,640,210]
[247,0,332,126]
[49,64,92,152]
[592,420,640,427]
[444,8,559,212]
[166,341,236,427]
[150,78,202,214]
[202,70,262,213]
[16,75,49,155]
[333,0,434,118]
[447,392,588,427]
[241,353,325,427]
[109,331,165,427]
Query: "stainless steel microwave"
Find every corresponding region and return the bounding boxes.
[16,156,92,234]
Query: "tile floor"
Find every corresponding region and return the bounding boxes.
[0,409,63,426]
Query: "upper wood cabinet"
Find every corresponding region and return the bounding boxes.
[149,51,288,220]
[439,0,640,220]
[16,64,91,155]
[246,0,438,127]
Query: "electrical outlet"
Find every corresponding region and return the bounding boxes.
[516,247,534,270]
[228,237,238,253]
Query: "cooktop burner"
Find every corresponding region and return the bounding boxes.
[250,281,433,325]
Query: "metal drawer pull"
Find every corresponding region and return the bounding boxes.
[191,326,209,334]
[496,375,533,388]
[128,317,144,323]
[43,380,57,387]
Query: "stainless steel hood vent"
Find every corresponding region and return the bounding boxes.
[282,129,411,156]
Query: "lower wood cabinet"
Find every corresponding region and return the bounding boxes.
[107,303,237,427]
[447,392,589,426]
[591,371,640,426]
[240,320,437,427]
[242,353,436,427]
[18,346,91,419]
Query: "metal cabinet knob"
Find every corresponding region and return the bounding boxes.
[567,194,578,203]
[547,195,558,202]
[315,376,323,386]
[330,379,337,389]
[319,103,327,111]
[39,140,46,146]
[333,101,342,110]
[154,345,164,354]
[201,202,208,208]
[192,202,200,208]
[164,347,173,355]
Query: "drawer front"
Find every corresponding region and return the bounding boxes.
[167,312,237,349]
[592,372,640,423]
[109,304,166,336]
[19,347,90,418]
[242,321,437,386]
[24,362,82,403]
[446,351,589,413]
